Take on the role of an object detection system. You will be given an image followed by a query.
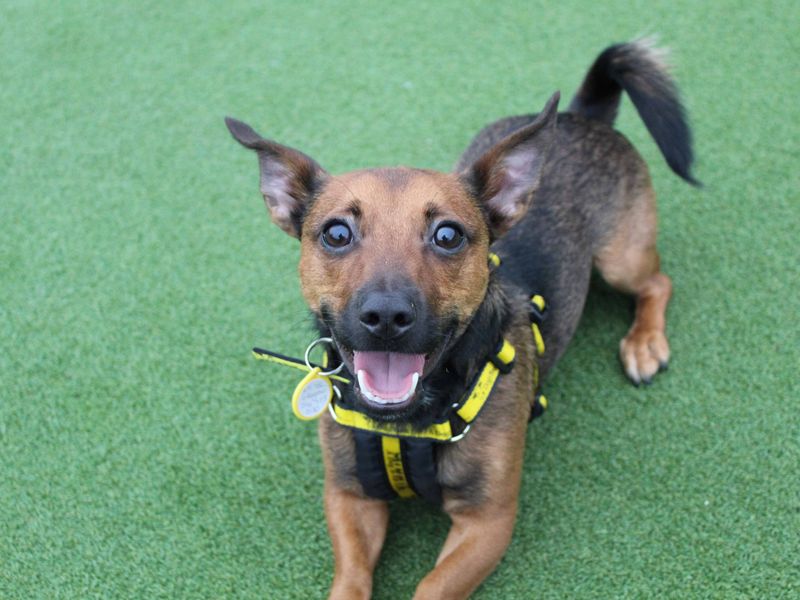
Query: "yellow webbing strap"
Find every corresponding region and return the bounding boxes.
[381,436,416,498]
[531,324,545,356]
[496,337,516,364]
[252,348,351,384]
[456,339,515,423]
[331,404,455,441]
[530,295,546,356]
[331,338,515,440]
[456,362,500,423]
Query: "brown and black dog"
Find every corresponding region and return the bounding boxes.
[226,40,697,599]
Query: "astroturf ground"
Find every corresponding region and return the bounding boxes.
[1,1,798,598]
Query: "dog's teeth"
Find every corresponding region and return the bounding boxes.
[357,370,367,393]
[356,369,420,405]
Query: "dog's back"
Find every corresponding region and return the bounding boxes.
[457,39,698,381]
[457,38,698,184]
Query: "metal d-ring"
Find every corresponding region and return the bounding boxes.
[304,337,345,377]
[448,424,471,443]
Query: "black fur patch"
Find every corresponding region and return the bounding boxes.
[568,41,701,186]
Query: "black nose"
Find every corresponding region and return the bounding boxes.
[359,291,416,340]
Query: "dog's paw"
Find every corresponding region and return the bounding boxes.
[619,328,670,386]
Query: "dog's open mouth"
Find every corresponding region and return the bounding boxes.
[330,328,453,416]
[354,351,425,408]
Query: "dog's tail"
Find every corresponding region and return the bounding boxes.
[568,38,700,185]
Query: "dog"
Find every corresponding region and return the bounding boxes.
[226,39,698,599]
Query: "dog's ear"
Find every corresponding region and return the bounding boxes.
[461,92,560,238]
[225,117,329,238]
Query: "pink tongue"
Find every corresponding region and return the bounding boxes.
[354,351,425,399]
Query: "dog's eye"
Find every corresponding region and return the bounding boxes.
[433,223,465,252]
[321,221,353,249]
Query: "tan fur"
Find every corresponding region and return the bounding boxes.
[324,482,389,600]
[594,180,672,383]
[299,169,490,322]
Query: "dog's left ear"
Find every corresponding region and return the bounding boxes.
[225,117,329,238]
[461,92,560,238]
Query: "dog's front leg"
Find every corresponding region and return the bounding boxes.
[413,502,517,600]
[324,479,389,600]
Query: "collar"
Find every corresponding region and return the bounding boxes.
[253,335,516,444]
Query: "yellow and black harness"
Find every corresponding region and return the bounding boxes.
[252,252,548,505]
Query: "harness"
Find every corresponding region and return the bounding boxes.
[252,252,548,505]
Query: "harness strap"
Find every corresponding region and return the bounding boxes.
[252,347,351,383]
[343,338,515,505]
[330,337,515,442]
[404,439,441,504]
[529,392,548,422]
[457,338,515,422]
[331,404,455,441]
[353,431,396,500]
[353,433,443,504]
[381,436,416,498]
[529,294,546,356]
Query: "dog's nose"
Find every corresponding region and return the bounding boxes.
[359,291,416,340]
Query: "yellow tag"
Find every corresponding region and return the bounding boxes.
[292,367,333,421]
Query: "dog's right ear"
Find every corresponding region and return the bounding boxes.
[225,117,329,238]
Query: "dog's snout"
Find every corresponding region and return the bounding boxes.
[359,291,416,340]
[339,278,431,352]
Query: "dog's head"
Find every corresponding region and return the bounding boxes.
[227,93,558,421]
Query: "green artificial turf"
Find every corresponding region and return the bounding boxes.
[2,1,798,598]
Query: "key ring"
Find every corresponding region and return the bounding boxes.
[304,337,345,377]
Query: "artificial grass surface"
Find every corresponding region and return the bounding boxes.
[1,0,798,598]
